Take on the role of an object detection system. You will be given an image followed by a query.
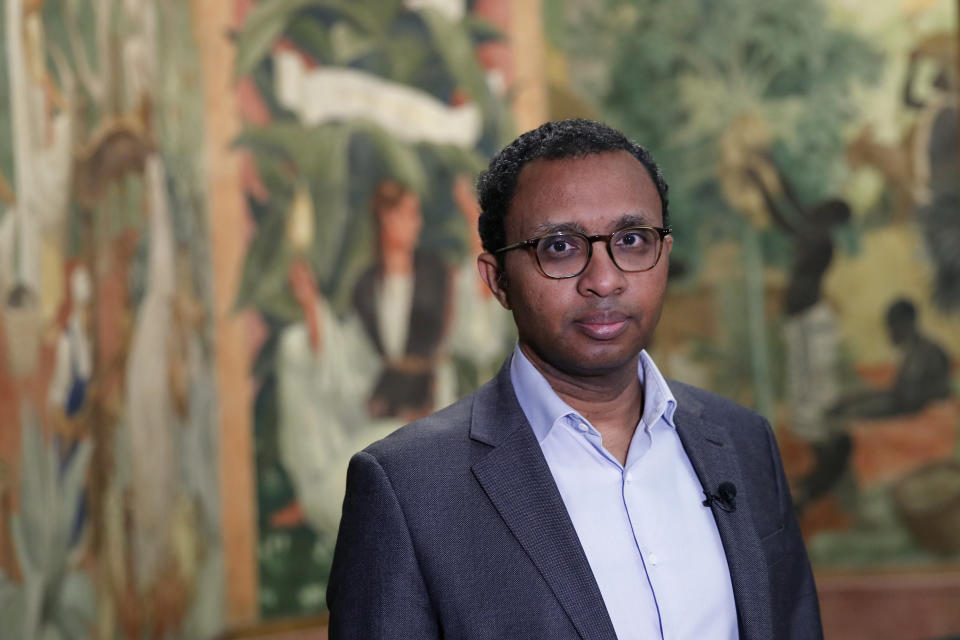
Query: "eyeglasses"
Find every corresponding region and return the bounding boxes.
[495,226,671,279]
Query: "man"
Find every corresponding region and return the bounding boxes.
[796,299,956,510]
[831,298,952,420]
[328,119,821,639]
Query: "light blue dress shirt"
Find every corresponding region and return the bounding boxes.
[510,346,738,640]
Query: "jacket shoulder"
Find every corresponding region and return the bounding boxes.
[363,390,477,462]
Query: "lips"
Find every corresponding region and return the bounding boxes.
[573,310,630,340]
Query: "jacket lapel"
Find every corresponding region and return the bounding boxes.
[671,385,774,640]
[469,364,618,640]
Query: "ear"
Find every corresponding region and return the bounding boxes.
[477,253,511,310]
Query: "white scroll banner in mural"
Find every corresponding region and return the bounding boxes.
[404,0,466,21]
[273,50,482,148]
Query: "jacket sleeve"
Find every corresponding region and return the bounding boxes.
[327,450,440,639]
[763,418,824,639]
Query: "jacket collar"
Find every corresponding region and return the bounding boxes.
[469,357,619,640]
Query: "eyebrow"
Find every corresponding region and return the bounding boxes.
[529,213,657,236]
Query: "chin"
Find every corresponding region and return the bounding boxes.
[550,343,642,379]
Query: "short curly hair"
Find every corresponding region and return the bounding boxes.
[476,119,669,255]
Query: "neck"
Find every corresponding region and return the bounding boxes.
[382,247,414,275]
[520,344,643,465]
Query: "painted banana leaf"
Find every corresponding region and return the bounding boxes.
[417,8,495,114]
[0,568,25,640]
[14,410,91,576]
[234,0,383,78]
[1,408,95,640]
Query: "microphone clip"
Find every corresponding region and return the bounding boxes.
[702,481,737,512]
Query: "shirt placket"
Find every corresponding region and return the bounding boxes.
[622,423,669,639]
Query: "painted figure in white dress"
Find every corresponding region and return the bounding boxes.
[277,180,451,534]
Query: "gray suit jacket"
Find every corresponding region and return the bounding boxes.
[327,361,822,639]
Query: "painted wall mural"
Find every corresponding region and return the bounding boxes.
[230,0,515,618]
[1,0,958,635]
[547,0,960,570]
[0,0,223,638]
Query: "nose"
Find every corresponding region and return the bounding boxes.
[576,241,626,297]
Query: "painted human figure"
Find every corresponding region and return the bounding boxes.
[46,265,93,545]
[794,299,953,509]
[351,180,451,420]
[277,180,451,533]
[904,38,960,311]
[831,299,952,420]
[47,266,94,437]
[744,163,852,511]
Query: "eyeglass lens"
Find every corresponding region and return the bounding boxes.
[535,227,662,278]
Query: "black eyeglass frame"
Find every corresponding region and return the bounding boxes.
[494,225,672,279]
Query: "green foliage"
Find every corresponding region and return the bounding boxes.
[232,116,490,315]
[232,207,298,319]
[559,0,880,270]
[0,569,25,640]
[426,143,489,176]
[233,119,445,314]
[356,122,428,194]
[234,0,382,78]
[418,8,493,113]
[233,3,507,320]
[463,14,504,43]
[0,409,96,640]
[0,2,12,186]
[284,17,334,61]
[156,3,209,183]
[546,0,884,414]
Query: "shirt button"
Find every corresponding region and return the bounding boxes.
[649,554,659,566]
[576,421,589,433]
[624,471,633,483]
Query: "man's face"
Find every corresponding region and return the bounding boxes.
[479,151,672,380]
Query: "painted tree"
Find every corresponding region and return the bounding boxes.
[552,0,880,411]
[566,0,878,260]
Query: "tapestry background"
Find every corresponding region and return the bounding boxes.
[0,0,224,638]
[0,0,958,638]
[546,0,960,569]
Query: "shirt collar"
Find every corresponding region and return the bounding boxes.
[639,349,678,430]
[509,345,678,444]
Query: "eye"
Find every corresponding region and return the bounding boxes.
[541,235,581,255]
[617,229,653,249]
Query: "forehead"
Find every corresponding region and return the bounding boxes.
[507,151,662,235]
